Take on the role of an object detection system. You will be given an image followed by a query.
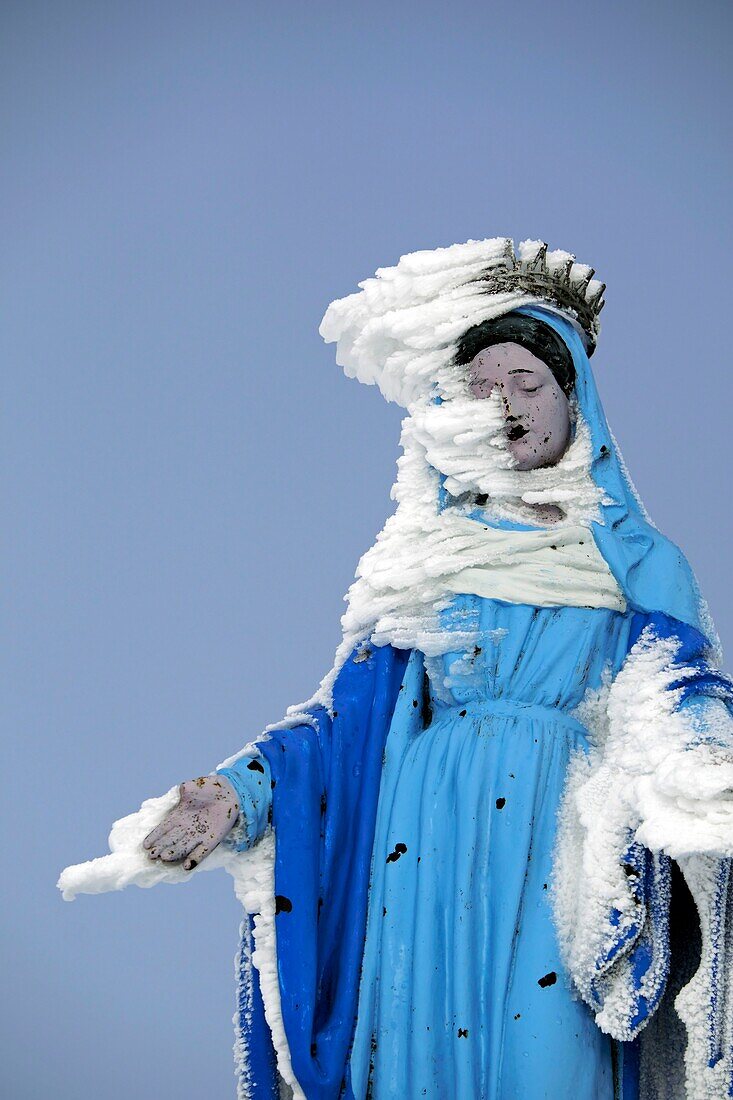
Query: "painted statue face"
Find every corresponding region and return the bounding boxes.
[467,342,572,470]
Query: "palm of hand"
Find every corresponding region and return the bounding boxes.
[143,775,239,870]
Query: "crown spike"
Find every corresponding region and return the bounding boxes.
[500,238,517,268]
[518,239,548,274]
[569,264,595,296]
[558,255,574,284]
[585,280,606,310]
[528,243,548,274]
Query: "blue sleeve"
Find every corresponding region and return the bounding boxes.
[631,611,733,717]
[217,754,273,852]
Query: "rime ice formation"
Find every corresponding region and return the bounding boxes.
[58,738,268,900]
[553,628,733,1098]
[333,392,618,666]
[319,237,605,408]
[282,239,612,712]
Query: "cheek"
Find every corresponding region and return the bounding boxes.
[519,398,570,463]
[536,393,570,438]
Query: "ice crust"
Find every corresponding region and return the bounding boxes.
[319,237,600,409]
[281,386,614,722]
[553,629,733,1097]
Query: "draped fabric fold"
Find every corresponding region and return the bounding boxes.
[234,644,410,1099]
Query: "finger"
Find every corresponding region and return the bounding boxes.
[144,821,185,857]
[148,822,197,858]
[183,839,218,871]
[142,783,188,847]
[143,816,182,850]
[151,827,195,862]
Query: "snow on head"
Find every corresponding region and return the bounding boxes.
[278,238,615,713]
[319,237,600,409]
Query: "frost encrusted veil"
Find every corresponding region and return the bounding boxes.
[304,237,618,710]
[299,236,706,715]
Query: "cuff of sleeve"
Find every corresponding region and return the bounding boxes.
[217,755,272,852]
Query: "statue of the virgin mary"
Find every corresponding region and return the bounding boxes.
[60,239,733,1100]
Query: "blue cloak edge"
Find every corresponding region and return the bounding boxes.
[236,643,410,1100]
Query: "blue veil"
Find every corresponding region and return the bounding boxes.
[514,304,709,640]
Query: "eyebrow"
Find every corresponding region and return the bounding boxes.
[507,368,535,375]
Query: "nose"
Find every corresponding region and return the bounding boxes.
[497,386,517,422]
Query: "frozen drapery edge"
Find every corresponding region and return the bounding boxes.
[233,917,256,1100]
[228,834,305,1100]
[217,739,310,1100]
[674,855,733,1100]
[553,627,733,1098]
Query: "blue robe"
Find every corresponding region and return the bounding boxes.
[348,599,633,1099]
[222,615,733,1100]
[218,307,733,1098]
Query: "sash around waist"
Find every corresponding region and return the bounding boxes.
[429,696,590,740]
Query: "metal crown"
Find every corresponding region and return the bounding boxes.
[473,240,606,354]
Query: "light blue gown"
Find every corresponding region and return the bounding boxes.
[349,595,637,1098]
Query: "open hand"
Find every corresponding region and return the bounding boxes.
[142,775,239,870]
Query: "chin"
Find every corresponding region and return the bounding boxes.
[509,438,563,471]
[508,440,540,470]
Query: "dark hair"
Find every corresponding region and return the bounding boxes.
[454,313,576,396]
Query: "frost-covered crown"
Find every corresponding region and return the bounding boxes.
[319,237,605,409]
[475,239,605,351]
